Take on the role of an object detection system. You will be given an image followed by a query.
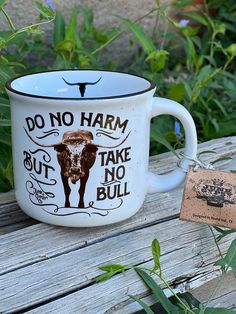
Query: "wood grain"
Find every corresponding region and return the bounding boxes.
[0,219,235,313]
[0,136,236,313]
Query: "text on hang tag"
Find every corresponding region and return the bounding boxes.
[180,167,236,228]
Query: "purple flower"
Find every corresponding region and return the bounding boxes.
[175,121,183,138]
[46,0,55,10]
[179,19,189,28]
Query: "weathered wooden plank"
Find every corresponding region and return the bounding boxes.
[0,189,35,231]
[0,186,182,275]
[0,219,37,235]
[0,219,234,313]
[0,137,236,276]
[0,202,30,227]
[192,271,236,309]
[25,243,234,314]
[113,271,236,313]
[0,190,15,204]
[0,136,236,228]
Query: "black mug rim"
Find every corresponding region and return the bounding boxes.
[5,69,156,101]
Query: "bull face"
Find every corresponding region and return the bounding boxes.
[55,130,98,184]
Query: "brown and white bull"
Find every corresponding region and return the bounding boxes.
[24,128,129,208]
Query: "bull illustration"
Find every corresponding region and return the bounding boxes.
[24,128,130,208]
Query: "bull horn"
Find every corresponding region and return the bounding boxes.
[24,127,62,147]
[93,131,131,149]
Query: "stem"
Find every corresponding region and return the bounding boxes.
[1,8,16,31]
[203,271,225,310]
[138,266,194,314]
[3,16,55,48]
[91,31,121,56]
[210,33,215,59]
[91,7,158,56]
[223,55,234,71]
[160,17,168,50]
[160,275,195,314]
[209,225,224,260]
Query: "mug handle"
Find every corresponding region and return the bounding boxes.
[147,97,198,193]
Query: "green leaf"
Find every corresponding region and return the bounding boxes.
[216,120,236,137]
[0,103,10,118]
[150,123,178,157]
[183,81,192,100]
[213,99,229,119]
[185,36,197,70]
[135,268,178,313]
[215,238,236,277]
[146,50,169,72]
[129,295,155,314]
[95,271,116,283]
[0,96,9,104]
[168,83,185,102]
[191,66,221,103]
[0,0,6,8]
[65,6,77,42]
[183,12,208,26]
[35,2,54,19]
[96,263,128,283]
[214,227,236,242]
[57,39,75,55]
[56,6,77,58]
[53,11,65,47]
[5,156,13,187]
[117,16,155,54]
[214,23,226,35]
[177,292,201,309]
[152,239,161,271]
[0,128,11,146]
[226,43,236,57]
[0,178,11,192]
[99,264,126,272]
[0,119,11,126]
[82,6,94,33]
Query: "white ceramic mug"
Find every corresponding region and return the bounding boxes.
[6,70,197,227]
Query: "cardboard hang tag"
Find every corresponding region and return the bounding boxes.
[180,167,236,228]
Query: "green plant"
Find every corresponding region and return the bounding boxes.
[49,6,120,70]
[0,1,55,191]
[96,235,236,314]
[115,0,236,155]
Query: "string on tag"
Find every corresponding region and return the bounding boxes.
[177,151,215,173]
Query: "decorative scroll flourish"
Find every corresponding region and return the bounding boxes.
[29,172,56,187]
[26,171,57,207]
[29,148,51,163]
[36,129,59,139]
[40,198,123,217]
[96,129,121,140]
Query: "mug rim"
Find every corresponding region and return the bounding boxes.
[5,69,156,101]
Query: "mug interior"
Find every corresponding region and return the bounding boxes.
[6,70,155,100]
